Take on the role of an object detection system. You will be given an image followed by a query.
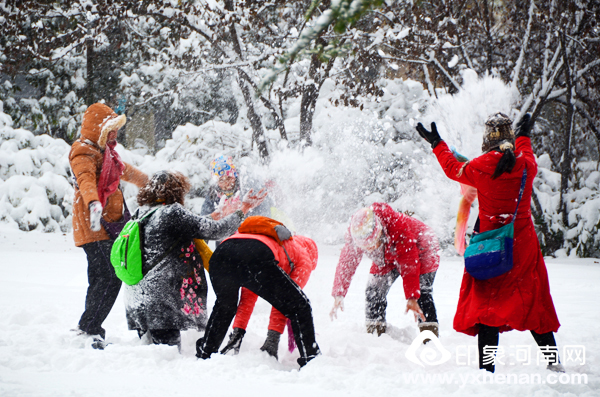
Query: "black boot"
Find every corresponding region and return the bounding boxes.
[297,345,321,368]
[220,327,246,355]
[478,324,499,373]
[260,329,281,359]
[196,337,211,359]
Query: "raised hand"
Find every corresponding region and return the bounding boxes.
[515,113,532,138]
[240,188,268,214]
[416,122,442,149]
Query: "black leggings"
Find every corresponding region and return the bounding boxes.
[365,269,438,324]
[478,324,559,372]
[199,239,320,363]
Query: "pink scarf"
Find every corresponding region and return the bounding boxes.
[97,140,125,207]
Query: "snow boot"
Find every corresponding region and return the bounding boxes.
[297,347,321,368]
[71,327,107,350]
[547,363,566,373]
[260,329,281,359]
[366,323,386,336]
[196,337,211,359]
[418,322,439,343]
[220,327,246,355]
[149,329,182,352]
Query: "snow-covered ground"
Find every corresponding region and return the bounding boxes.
[1,226,598,396]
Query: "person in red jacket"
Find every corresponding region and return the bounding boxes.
[218,235,318,359]
[330,203,440,338]
[416,112,562,373]
[196,231,320,368]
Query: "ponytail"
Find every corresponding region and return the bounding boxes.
[491,141,516,179]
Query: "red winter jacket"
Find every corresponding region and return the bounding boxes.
[433,138,560,336]
[225,233,318,334]
[332,203,440,300]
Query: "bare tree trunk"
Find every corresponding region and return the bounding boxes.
[299,39,337,147]
[86,37,94,106]
[531,188,564,255]
[238,75,269,160]
[225,0,269,162]
[481,0,493,73]
[559,33,574,227]
[299,53,321,147]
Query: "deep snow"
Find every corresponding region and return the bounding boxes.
[0,225,598,396]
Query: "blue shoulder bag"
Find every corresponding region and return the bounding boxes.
[464,169,527,280]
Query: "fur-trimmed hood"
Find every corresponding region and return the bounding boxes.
[80,103,126,148]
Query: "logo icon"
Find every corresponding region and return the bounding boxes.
[405,330,451,367]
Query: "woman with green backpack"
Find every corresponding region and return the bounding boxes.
[124,171,266,350]
[416,113,562,373]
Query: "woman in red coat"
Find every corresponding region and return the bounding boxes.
[416,113,561,373]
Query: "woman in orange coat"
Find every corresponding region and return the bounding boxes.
[417,113,561,373]
[196,231,320,368]
[69,103,148,347]
[220,235,318,359]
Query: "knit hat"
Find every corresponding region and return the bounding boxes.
[482,112,515,153]
[211,155,238,179]
[350,207,383,251]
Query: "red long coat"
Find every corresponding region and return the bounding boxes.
[332,203,440,300]
[433,137,560,336]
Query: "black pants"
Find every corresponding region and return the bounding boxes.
[199,239,320,364]
[478,324,559,372]
[365,269,438,324]
[78,240,122,339]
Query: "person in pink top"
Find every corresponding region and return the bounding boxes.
[219,234,318,359]
[330,203,440,337]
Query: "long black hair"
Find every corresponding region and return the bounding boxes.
[491,141,516,179]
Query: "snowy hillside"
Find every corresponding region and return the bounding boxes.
[0,226,597,396]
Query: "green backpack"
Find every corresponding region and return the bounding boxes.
[110,207,159,286]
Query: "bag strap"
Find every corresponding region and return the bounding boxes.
[511,169,528,224]
[281,244,294,272]
[139,206,160,221]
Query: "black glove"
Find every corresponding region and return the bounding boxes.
[220,327,245,355]
[515,113,532,138]
[259,329,281,360]
[416,122,442,149]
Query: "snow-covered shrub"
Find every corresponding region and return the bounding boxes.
[0,107,73,232]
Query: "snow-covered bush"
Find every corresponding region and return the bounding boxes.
[0,103,73,232]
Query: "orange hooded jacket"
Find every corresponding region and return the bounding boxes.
[69,103,148,246]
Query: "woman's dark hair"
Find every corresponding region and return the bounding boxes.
[137,171,191,206]
[491,142,516,179]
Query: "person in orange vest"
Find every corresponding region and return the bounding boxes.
[219,235,318,359]
[196,230,320,368]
